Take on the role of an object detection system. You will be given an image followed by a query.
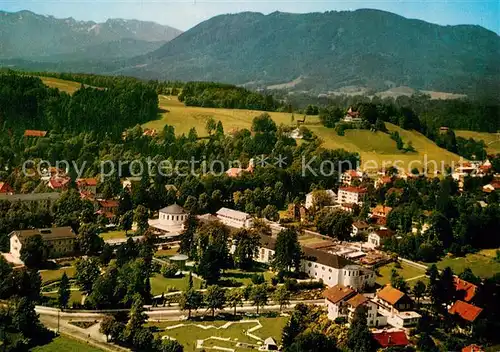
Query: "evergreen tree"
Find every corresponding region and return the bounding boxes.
[58,273,71,309]
[347,306,375,352]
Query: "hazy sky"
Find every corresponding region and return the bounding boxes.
[1,0,499,34]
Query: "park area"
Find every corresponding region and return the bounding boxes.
[149,316,288,352]
[433,249,500,278]
[376,261,428,287]
[30,335,103,352]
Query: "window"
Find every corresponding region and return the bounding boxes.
[322,266,325,271]
[308,263,312,268]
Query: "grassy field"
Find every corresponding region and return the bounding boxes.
[43,290,83,305]
[30,335,103,352]
[376,261,428,287]
[143,96,461,172]
[433,249,500,278]
[220,268,274,286]
[39,78,463,172]
[149,317,288,352]
[39,77,82,94]
[40,267,76,283]
[455,130,500,154]
[150,274,203,295]
[155,246,180,258]
[100,230,128,241]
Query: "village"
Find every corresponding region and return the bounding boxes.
[1,145,497,351]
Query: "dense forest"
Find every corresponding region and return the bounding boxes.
[0,73,158,138]
[179,82,282,111]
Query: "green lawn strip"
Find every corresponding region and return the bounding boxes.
[100,230,128,241]
[30,335,104,352]
[150,274,203,295]
[220,268,274,286]
[40,267,76,284]
[376,262,427,287]
[42,290,83,305]
[149,317,287,352]
[155,247,180,258]
[432,249,500,278]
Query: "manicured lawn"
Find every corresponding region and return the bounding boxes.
[40,267,76,283]
[220,268,274,286]
[149,317,288,352]
[100,230,128,241]
[376,262,427,287]
[155,247,180,257]
[150,274,203,295]
[433,249,500,278]
[30,335,103,351]
[43,290,83,305]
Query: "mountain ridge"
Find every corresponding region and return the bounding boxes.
[0,10,182,60]
[119,9,499,95]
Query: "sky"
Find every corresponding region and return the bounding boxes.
[1,0,499,34]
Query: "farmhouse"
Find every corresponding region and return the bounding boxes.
[216,207,254,229]
[337,186,367,206]
[9,227,76,262]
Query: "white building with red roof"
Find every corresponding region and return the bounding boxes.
[337,186,367,206]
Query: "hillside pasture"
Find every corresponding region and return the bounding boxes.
[145,96,461,172]
[39,76,82,94]
[455,130,500,154]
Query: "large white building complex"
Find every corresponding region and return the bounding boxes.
[216,207,254,229]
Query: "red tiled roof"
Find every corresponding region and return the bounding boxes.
[372,205,392,217]
[377,285,405,305]
[48,176,71,189]
[98,200,119,208]
[454,277,477,302]
[339,186,367,194]
[387,187,404,196]
[76,178,98,187]
[0,182,14,194]
[323,285,355,304]
[24,130,47,137]
[462,344,484,352]
[373,331,409,348]
[449,300,483,322]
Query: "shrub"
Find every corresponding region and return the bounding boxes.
[251,273,265,285]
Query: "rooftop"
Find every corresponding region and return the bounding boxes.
[160,203,186,214]
[449,300,483,322]
[216,207,252,221]
[339,186,367,194]
[10,227,76,241]
[24,129,47,137]
[373,330,409,348]
[377,285,406,305]
[323,284,356,304]
[454,277,477,302]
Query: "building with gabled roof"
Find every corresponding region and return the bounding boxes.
[216,207,254,229]
[373,330,409,348]
[76,178,98,195]
[9,227,76,262]
[0,182,14,194]
[449,300,483,323]
[324,285,380,326]
[454,277,478,302]
[367,228,394,248]
[24,130,47,137]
